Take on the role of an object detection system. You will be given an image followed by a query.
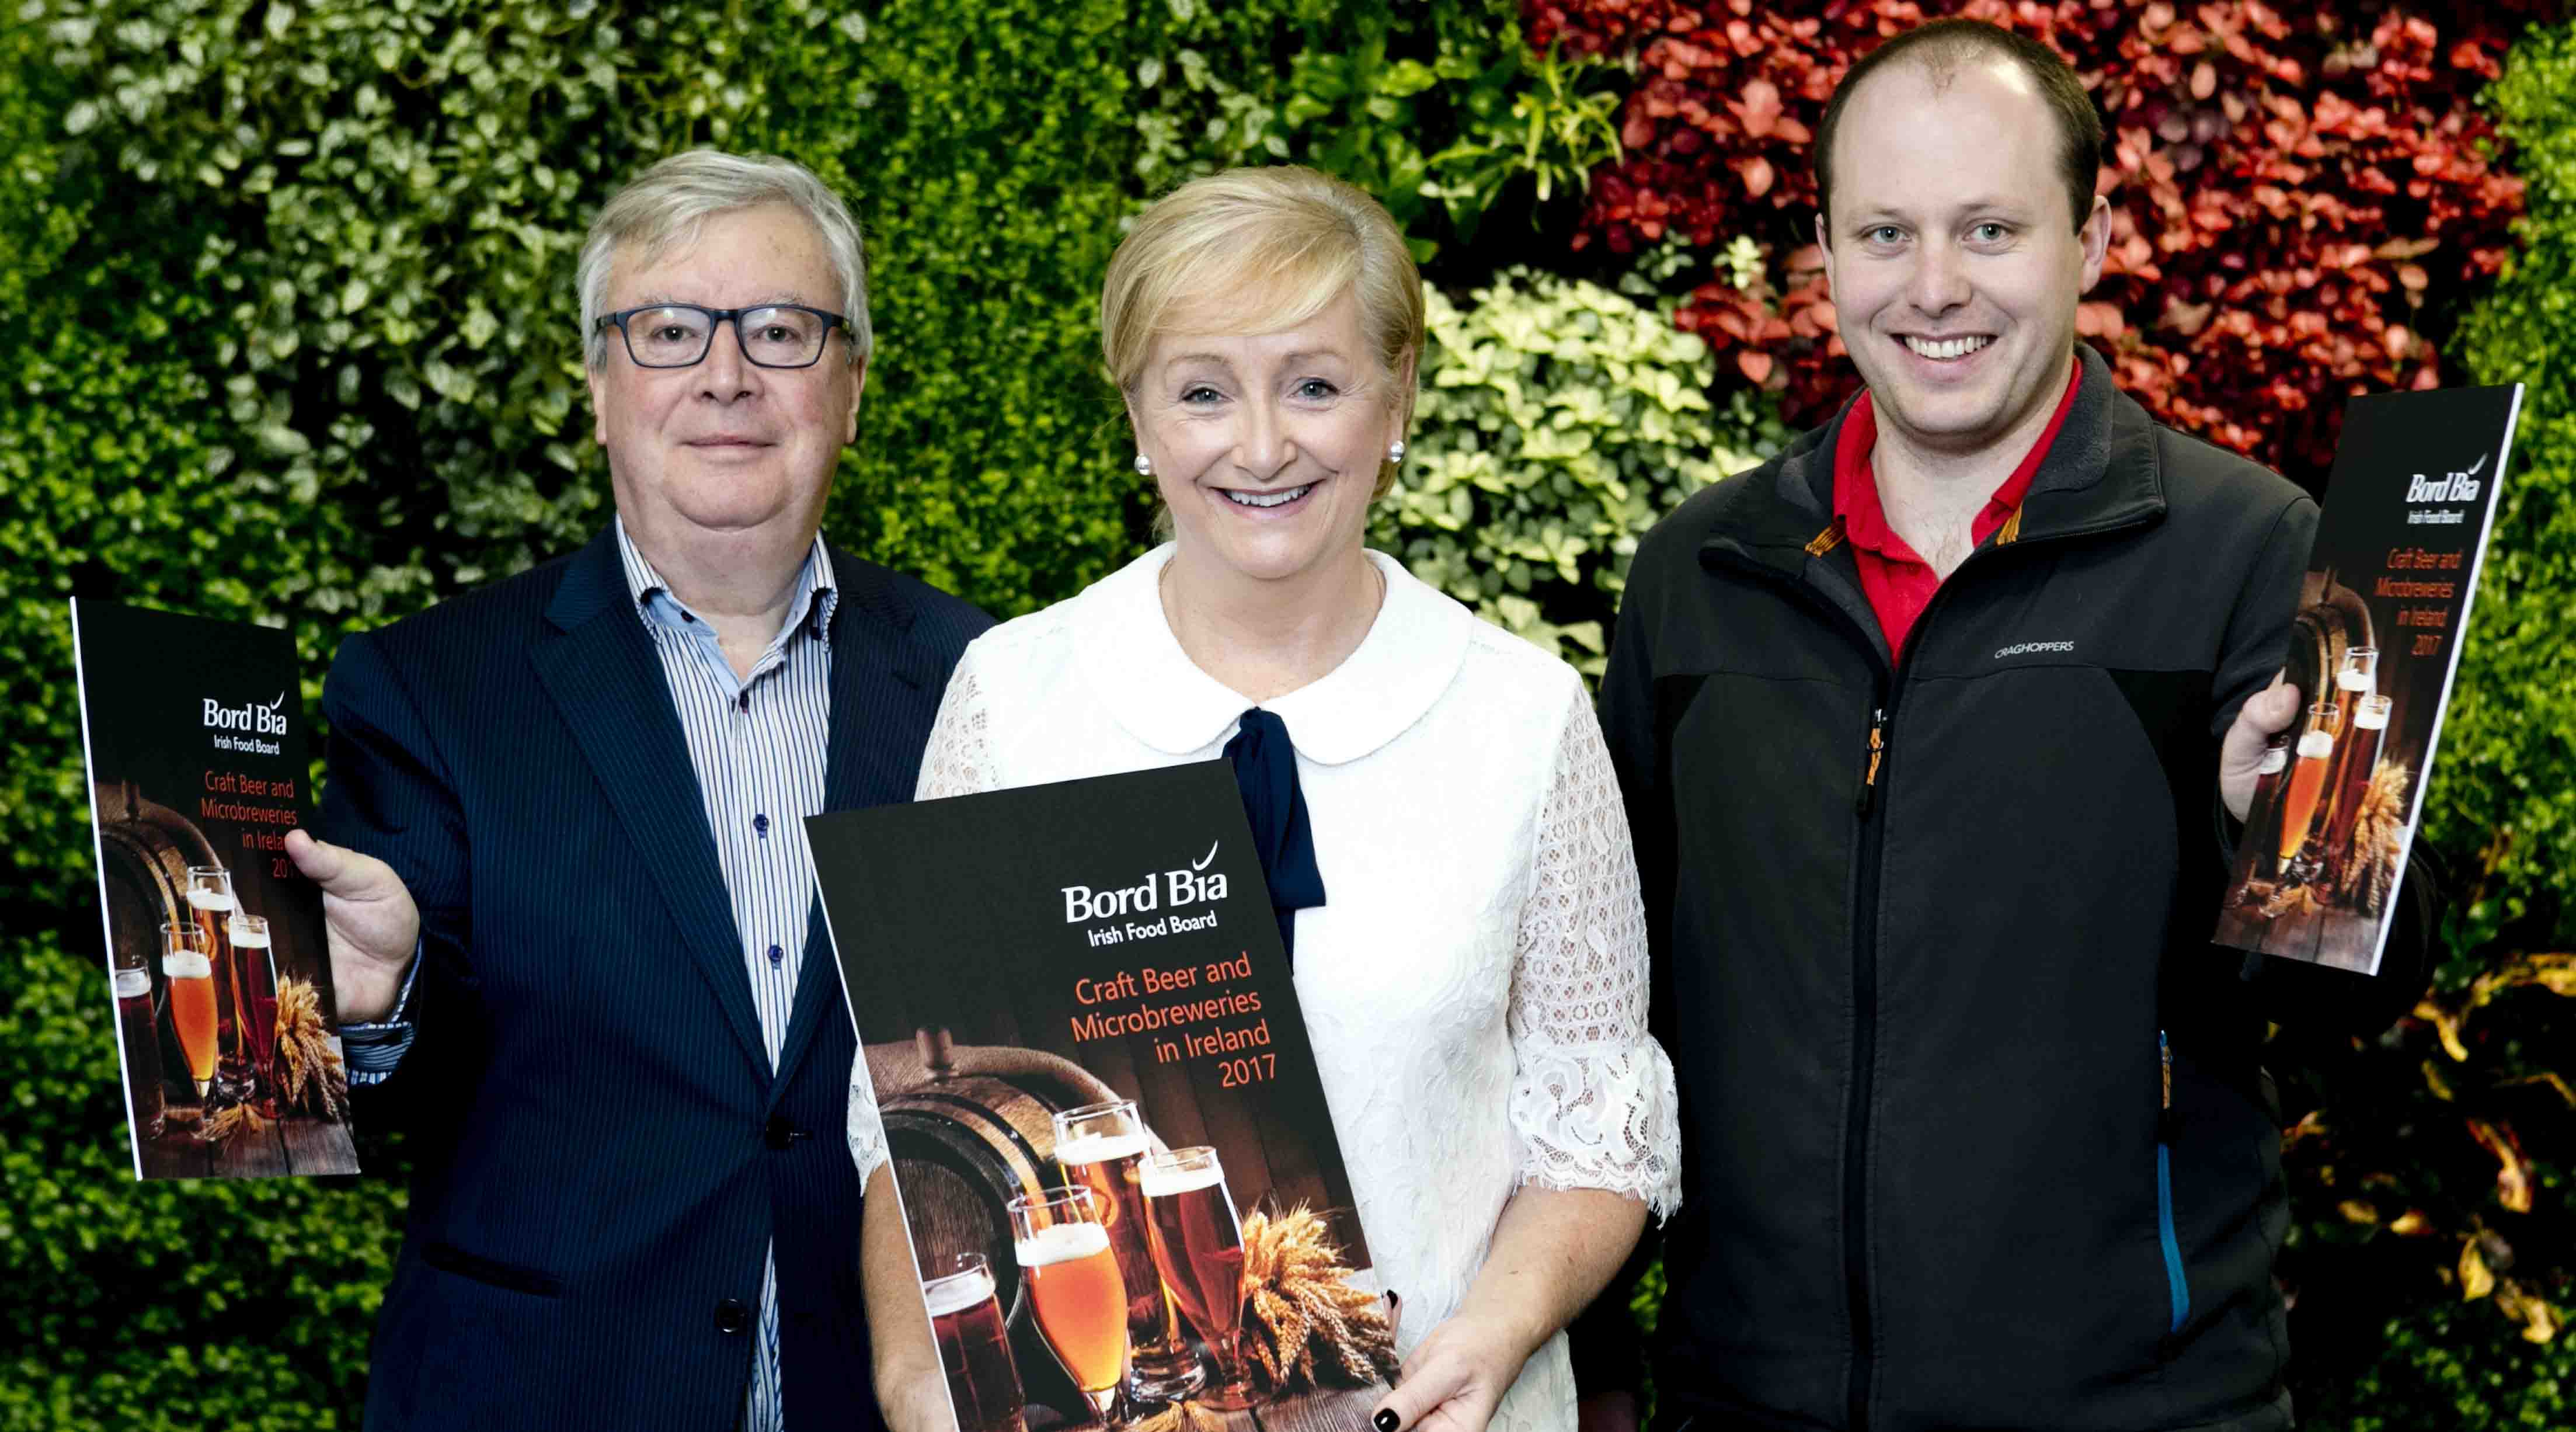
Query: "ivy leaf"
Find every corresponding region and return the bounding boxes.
[2460,1238,2497,1301]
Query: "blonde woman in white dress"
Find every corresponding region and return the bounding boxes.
[854,166,1680,1432]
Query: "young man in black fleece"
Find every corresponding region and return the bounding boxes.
[1574,19,2436,1432]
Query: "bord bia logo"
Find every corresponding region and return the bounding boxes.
[1062,840,1230,923]
[203,690,289,736]
[2406,450,2487,504]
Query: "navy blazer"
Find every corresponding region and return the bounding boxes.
[319,524,991,1430]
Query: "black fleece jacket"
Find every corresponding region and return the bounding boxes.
[1578,346,2435,1432]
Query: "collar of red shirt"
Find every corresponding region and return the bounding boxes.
[1832,354,2085,563]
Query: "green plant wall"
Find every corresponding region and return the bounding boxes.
[0,1,1759,1425]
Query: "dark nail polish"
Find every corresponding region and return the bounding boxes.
[1374,1411,1400,1432]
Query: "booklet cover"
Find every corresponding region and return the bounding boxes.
[809,762,1394,1432]
[71,600,360,1180]
[2215,385,2524,974]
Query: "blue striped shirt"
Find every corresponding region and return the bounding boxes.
[616,518,836,1432]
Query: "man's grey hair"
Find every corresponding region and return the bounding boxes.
[576,150,872,369]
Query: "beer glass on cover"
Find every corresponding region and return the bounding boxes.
[2240,735,2292,882]
[2316,647,2379,857]
[2276,699,2344,868]
[922,1253,1028,1432]
[2325,694,2394,882]
[2330,647,2377,728]
[111,941,166,1139]
[227,912,282,1117]
[1007,1185,1130,1426]
[1139,1146,1259,1411]
[183,866,252,1106]
[162,920,220,1104]
[1053,1100,1205,1405]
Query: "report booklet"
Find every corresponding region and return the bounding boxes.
[2215,385,2524,974]
[809,762,1395,1432]
[70,600,360,1179]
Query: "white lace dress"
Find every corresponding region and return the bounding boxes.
[850,545,1682,1432]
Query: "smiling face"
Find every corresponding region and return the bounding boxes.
[1820,55,2108,459]
[586,202,862,555]
[1129,290,1409,588]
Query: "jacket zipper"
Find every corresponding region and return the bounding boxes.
[1843,684,1892,1432]
[1854,708,1888,816]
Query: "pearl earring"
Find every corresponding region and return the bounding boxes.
[1387,440,1407,464]
[1133,454,1153,477]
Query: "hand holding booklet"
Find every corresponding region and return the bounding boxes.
[71,600,361,1179]
[809,763,1395,1432]
[2215,385,2524,974]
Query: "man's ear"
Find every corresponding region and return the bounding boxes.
[1814,210,1836,266]
[2077,194,2112,292]
[587,362,609,447]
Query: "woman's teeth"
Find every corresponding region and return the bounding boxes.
[1906,335,1993,360]
[1223,483,1315,509]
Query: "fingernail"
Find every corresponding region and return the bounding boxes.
[1374,1411,1400,1432]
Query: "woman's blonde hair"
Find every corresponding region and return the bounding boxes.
[1101,166,1424,497]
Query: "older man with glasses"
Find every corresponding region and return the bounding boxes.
[284,150,991,1431]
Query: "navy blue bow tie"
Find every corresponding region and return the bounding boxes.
[1223,708,1327,968]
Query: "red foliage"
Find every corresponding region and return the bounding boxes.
[1526,0,2543,473]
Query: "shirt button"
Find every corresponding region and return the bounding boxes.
[680,611,697,624]
[753,814,770,837]
[767,943,784,968]
[713,1297,750,1334]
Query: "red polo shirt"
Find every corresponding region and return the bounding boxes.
[1832,359,2083,658]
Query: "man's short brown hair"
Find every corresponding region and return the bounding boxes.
[1814,19,2105,234]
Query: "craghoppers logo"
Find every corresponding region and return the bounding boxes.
[1993,641,2076,661]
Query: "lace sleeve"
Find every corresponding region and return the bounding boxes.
[848,1048,887,1190]
[1506,683,1683,1221]
[917,644,1000,800]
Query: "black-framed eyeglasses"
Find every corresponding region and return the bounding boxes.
[594,303,849,369]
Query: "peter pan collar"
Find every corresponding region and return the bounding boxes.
[1073,544,1475,766]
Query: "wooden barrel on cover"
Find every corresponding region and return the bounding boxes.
[90,779,221,1113]
[871,1031,1122,1417]
[882,1073,1066,1319]
[871,1030,1123,1308]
